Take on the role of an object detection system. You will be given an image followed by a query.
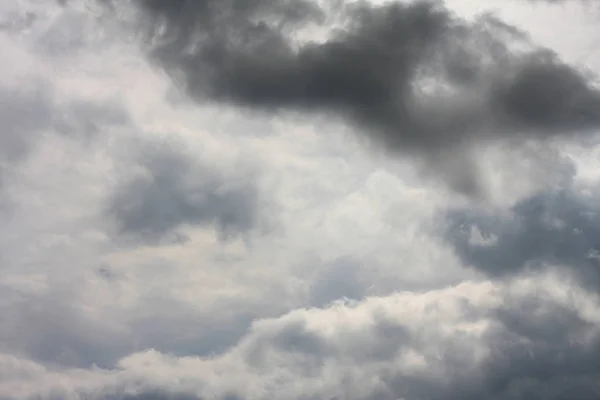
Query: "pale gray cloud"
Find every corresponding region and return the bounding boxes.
[0,283,132,369]
[0,81,129,212]
[106,140,266,245]
[308,257,367,307]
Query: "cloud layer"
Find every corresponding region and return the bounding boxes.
[3,275,600,400]
[2,0,600,399]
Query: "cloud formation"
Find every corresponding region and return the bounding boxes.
[3,276,600,400]
[118,0,600,194]
[444,184,600,287]
[2,1,600,400]
[106,140,266,244]
[0,76,128,204]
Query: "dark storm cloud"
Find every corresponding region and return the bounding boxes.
[116,0,600,193]
[107,142,264,244]
[444,187,600,287]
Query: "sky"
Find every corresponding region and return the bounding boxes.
[1,0,600,399]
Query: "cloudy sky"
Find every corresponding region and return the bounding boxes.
[1,0,600,399]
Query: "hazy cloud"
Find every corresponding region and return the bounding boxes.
[0,283,132,369]
[0,86,54,165]
[309,257,367,307]
[0,83,129,204]
[107,141,265,244]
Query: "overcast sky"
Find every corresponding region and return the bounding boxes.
[1,1,600,399]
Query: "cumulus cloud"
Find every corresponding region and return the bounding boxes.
[2,275,600,400]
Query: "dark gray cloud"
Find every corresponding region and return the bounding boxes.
[109,0,600,194]
[107,142,265,245]
[444,187,600,287]
[476,296,600,400]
